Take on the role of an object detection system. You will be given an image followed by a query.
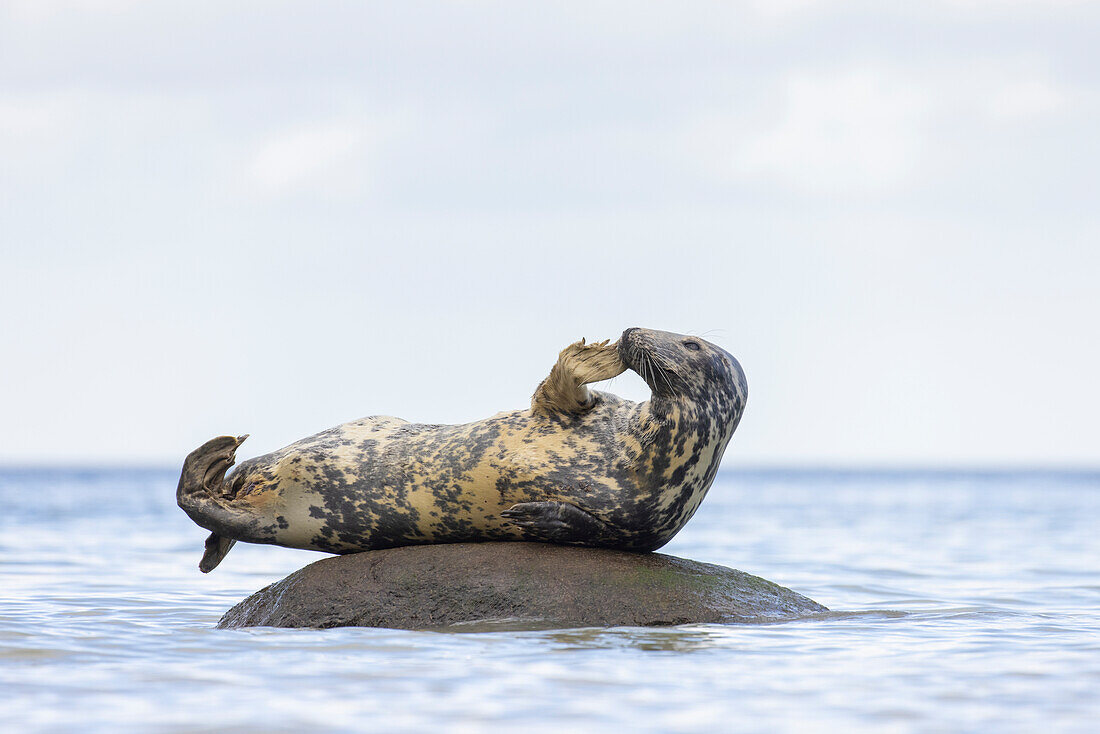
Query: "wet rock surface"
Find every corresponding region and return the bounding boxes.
[218,542,827,630]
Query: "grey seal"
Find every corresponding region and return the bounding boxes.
[177,327,747,571]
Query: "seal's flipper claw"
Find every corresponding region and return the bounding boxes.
[502,501,612,545]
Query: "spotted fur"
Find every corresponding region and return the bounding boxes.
[176,328,747,571]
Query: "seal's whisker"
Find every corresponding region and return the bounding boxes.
[648,348,672,369]
[660,364,674,393]
[643,349,676,393]
[645,352,673,394]
[653,353,674,392]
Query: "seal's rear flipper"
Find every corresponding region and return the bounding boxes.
[177,434,250,572]
[501,501,613,544]
[200,532,237,573]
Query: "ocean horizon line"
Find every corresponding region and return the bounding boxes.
[2,462,1099,480]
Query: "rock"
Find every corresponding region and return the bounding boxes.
[218,543,826,630]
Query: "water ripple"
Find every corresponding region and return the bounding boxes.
[1,469,1099,733]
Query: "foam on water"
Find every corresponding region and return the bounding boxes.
[1,468,1098,732]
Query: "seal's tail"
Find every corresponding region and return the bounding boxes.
[176,434,249,573]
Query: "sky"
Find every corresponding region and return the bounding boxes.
[1,1,1098,466]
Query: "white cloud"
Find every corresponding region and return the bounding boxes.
[247,121,375,197]
[744,0,829,21]
[0,97,68,136]
[676,63,1082,196]
[986,79,1069,121]
[681,69,928,194]
[4,0,142,22]
[936,0,1089,9]
[0,94,84,179]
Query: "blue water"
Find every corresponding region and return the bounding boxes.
[2,468,1098,732]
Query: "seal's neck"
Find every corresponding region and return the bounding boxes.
[620,394,739,543]
[644,392,740,440]
[632,393,740,486]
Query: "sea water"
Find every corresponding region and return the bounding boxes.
[1,468,1097,733]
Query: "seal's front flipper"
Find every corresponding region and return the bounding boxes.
[199,532,237,573]
[501,501,612,544]
[530,338,627,416]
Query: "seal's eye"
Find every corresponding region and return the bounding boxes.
[683,341,701,351]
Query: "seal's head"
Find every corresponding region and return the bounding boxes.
[618,327,747,420]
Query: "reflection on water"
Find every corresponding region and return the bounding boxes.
[1,468,1098,732]
[538,626,729,653]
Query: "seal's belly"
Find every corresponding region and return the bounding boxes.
[231,412,631,552]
